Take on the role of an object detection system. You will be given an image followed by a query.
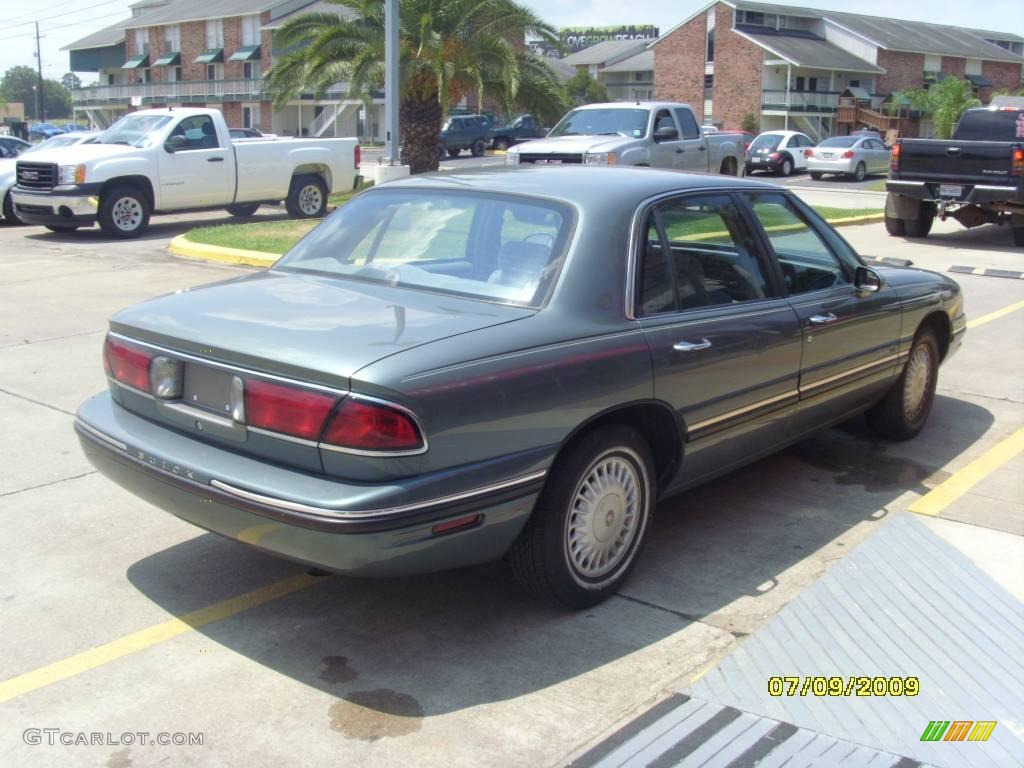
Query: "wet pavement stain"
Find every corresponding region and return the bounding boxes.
[105,749,132,768]
[792,436,951,493]
[320,655,358,684]
[329,689,424,741]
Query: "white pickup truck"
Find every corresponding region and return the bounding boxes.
[506,101,744,176]
[11,107,360,237]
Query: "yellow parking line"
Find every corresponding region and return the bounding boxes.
[0,572,326,704]
[967,299,1024,329]
[909,427,1024,516]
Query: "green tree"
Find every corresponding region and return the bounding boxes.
[740,112,758,133]
[0,65,72,120]
[894,77,982,139]
[566,69,608,105]
[267,0,568,173]
[61,72,82,91]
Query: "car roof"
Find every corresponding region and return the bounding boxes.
[379,166,783,208]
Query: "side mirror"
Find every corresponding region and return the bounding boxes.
[855,265,883,293]
[653,126,679,142]
[164,135,187,153]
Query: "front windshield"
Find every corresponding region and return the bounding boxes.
[549,108,649,138]
[819,136,858,148]
[276,189,573,307]
[96,115,172,148]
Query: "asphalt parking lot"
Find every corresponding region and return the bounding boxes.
[1,198,1022,767]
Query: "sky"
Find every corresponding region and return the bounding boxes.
[0,0,1022,87]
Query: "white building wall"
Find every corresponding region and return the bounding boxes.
[823,23,878,65]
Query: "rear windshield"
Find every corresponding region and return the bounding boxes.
[750,134,782,151]
[953,109,1024,141]
[276,189,574,307]
[819,136,858,148]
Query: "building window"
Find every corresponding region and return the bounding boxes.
[242,104,260,129]
[849,79,860,88]
[704,74,713,100]
[241,14,260,47]
[923,54,941,74]
[167,66,183,82]
[206,19,224,49]
[243,61,260,79]
[164,24,180,52]
[134,28,149,55]
[795,76,805,91]
[207,63,223,80]
[706,29,715,63]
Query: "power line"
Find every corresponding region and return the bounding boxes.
[0,9,128,44]
[0,0,127,29]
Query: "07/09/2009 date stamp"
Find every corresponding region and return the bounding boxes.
[768,676,920,697]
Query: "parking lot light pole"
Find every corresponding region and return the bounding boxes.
[374,0,410,183]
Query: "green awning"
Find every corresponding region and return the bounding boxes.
[152,51,181,66]
[966,74,993,87]
[228,45,261,62]
[122,54,149,69]
[194,48,224,64]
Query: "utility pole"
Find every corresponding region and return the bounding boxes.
[35,21,46,122]
[383,0,399,164]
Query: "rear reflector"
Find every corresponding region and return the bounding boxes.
[106,337,153,391]
[805,149,814,157]
[1011,146,1023,177]
[244,379,338,441]
[431,514,482,536]
[354,144,361,169]
[890,142,901,172]
[322,397,424,452]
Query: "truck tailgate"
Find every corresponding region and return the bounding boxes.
[897,139,1016,184]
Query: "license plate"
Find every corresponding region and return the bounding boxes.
[183,364,233,415]
[939,184,963,198]
[752,157,762,163]
[821,152,834,159]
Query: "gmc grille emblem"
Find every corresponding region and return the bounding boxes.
[21,171,39,180]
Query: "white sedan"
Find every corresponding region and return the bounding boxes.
[806,135,891,181]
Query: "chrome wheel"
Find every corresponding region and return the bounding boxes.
[111,196,143,232]
[298,184,323,216]
[903,342,933,422]
[564,450,643,580]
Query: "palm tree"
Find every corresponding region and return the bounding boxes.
[892,77,982,139]
[268,0,568,173]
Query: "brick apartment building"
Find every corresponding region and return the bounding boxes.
[64,0,384,138]
[653,0,1024,140]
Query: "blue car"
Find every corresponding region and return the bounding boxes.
[28,122,67,141]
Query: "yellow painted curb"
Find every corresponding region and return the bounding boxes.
[168,234,278,268]
[827,213,885,227]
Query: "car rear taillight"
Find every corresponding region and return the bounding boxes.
[842,150,854,159]
[1011,145,1024,177]
[805,149,815,157]
[322,397,424,452]
[769,152,780,161]
[105,337,153,391]
[354,144,361,169]
[244,379,338,441]
[890,142,901,173]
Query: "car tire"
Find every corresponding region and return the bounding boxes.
[447,147,461,158]
[98,184,150,238]
[903,202,935,238]
[493,137,510,151]
[2,191,25,225]
[45,224,79,233]
[866,326,940,441]
[853,162,866,181]
[285,175,327,219]
[809,171,823,180]
[471,139,486,157]
[884,216,906,236]
[226,202,260,217]
[777,157,793,177]
[509,424,654,608]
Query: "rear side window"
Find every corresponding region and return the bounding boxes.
[674,108,701,140]
[637,194,772,314]
[953,109,1024,141]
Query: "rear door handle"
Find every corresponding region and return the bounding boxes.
[673,338,712,352]
[808,313,838,325]
[676,149,684,153]
[208,157,225,162]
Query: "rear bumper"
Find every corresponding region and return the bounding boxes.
[886,180,1024,205]
[75,392,545,576]
[11,187,98,227]
[806,158,858,174]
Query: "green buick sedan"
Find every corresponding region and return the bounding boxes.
[75,167,965,607]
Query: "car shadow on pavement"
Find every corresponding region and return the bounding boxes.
[125,394,992,726]
[911,222,1019,252]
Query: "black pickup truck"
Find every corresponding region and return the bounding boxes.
[489,114,548,150]
[885,106,1024,246]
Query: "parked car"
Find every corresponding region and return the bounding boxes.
[0,135,32,159]
[439,115,493,158]
[28,122,67,141]
[2,133,100,225]
[12,107,360,237]
[74,166,965,608]
[506,102,744,175]
[886,105,1024,245]
[230,127,264,138]
[745,131,814,176]
[490,114,548,150]
[806,135,890,181]
[26,131,100,151]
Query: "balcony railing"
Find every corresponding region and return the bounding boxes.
[761,90,840,112]
[73,78,272,106]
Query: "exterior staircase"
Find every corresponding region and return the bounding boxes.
[310,102,361,137]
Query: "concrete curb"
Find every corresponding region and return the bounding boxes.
[168,214,886,268]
